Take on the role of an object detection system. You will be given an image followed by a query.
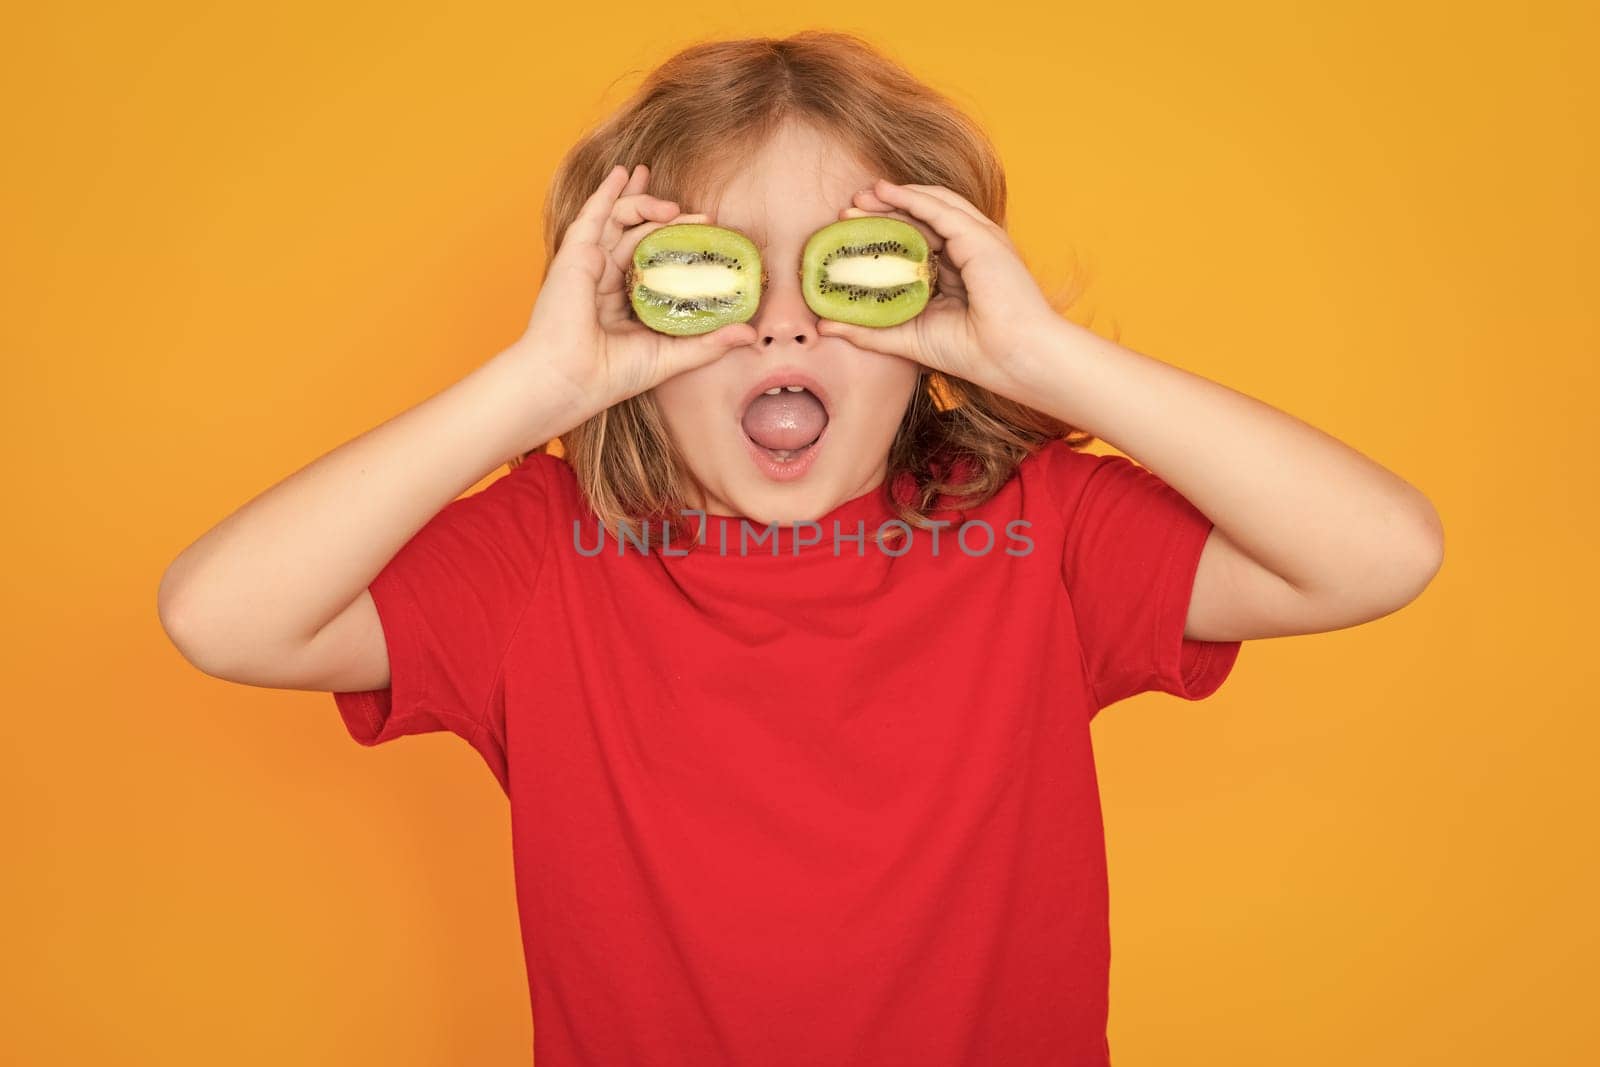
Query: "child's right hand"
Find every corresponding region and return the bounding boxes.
[519,163,759,413]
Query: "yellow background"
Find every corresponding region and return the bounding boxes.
[6,2,1595,1063]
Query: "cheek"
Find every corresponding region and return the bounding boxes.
[652,374,721,438]
[854,362,922,414]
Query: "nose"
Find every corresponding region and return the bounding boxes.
[751,264,818,350]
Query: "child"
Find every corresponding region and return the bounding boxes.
[158,30,1444,1067]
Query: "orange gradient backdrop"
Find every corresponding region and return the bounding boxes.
[5,2,1596,1064]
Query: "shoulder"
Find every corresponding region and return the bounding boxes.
[497,452,599,537]
[1020,438,1163,514]
[506,451,578,502]
[439,453,578,542]
[905,439,1103,537]
[1007,437,1120,515]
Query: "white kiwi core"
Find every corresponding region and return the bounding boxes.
[638,262,744,297]
[825,255,923,288]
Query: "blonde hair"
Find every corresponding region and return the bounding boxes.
[510,30,1094,551]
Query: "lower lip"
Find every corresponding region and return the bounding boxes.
[741,420,829,482]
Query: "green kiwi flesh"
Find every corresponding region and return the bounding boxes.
[627,223,764,336]
[800,217,937,327]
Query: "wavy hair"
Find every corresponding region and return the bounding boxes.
[509,30,1095,551]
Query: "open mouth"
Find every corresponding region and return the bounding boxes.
[744,385,826,458]
[739,377,831,475]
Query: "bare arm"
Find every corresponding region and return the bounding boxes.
[815,179,1444,646]
[157,163,757,697]
[156,341,596,691]
[1014,319,1446,642]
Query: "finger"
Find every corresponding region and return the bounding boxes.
[603,164,654,241]
[815,316,919,360]
[930,262,968,303]
[899,183,997,227]
[604,212,712,292]
[623,162,650,196]
[598,213,715,327]
[598,197,685,296]
[561,165,634,250]
[601,191,682,255]
[863,180,991,272]
[653,321,760,383]
[904,184,1015,254]
[838,205,946,252]
[848,190,953,253]
[850,189,896,213]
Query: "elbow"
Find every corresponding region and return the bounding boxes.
[156,559,188,636]
[1377,494,1446,613]
[1283,494,1446,631]
[1406,493,1446,588]
[157,568,205,673]
[157,562,232,678]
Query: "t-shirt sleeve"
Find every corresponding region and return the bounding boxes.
[330,456,551,792]
[1048,442,1242,714]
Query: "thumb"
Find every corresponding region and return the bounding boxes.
[703,321,760,350]
[816,317,914,356]
[656,321,759,380]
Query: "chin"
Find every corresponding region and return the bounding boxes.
[723,476,832,525]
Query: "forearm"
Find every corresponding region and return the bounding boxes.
[1013,317,1444,597]
[157,340,595,675]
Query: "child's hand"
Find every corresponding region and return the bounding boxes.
[815,179,1060,399]
[521,164,759,411]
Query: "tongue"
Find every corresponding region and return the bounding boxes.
[742,389,828,451]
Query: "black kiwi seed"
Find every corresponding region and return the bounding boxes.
[628,222,764,335]
[800,217,934,328]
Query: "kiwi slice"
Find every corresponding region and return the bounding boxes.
[800,217,938,328]
[626,223,765,336]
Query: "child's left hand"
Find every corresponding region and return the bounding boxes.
[815,179,1060,398]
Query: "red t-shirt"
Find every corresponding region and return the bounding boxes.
[332,438,1242,1065]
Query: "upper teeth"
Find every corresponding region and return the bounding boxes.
[764,385,806,394]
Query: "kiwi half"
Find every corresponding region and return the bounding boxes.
[626,223,765,336]
[800,217,938,328]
